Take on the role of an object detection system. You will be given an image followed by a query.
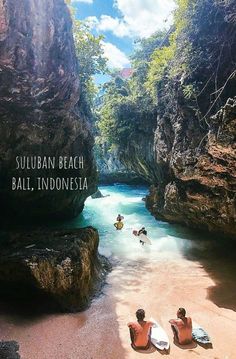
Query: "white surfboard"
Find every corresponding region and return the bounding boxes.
[138,233,152,245]
[150,319,170,351]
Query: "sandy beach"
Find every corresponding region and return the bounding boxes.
[0,252,235,359]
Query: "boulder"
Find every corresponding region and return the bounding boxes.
[0,227,110,312]
[0,341,20,359]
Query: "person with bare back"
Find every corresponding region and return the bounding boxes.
[128,309,154,350]
[169,308,193,345]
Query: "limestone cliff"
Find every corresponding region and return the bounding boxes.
[0,227,110,311]
[96,143,144,184]
[146,97,236,238]
[145,1,236,238]
[110,0,236,238]
[0,0,97,220]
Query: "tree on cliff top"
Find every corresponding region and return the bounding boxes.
[73,19,107,109]
[146,0,236,119]
[96,31,162,148]
[96,0,236,156]
[65,1,107,113]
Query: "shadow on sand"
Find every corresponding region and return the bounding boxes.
[132,345,170,355]
[167,224,236,312]
[132,345,156,354]
[0,285,62,324]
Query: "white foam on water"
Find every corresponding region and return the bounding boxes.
[72,185,195,263]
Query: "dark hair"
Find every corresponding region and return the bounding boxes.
[136,309,145,321]
[178,308,186,317]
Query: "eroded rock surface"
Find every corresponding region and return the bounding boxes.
[0,0,97,220]
[96,145,144,184]
[114,2,236,238]
[146,97,236,238]
[0,341,20,359]
[0,227,110,311]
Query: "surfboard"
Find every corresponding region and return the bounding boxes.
[132,230,152,245]
[192,322,211,345]
[192,322,212,345]
[150,319,170,351]
[138,233,152,245]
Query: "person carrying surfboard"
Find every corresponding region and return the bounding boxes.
[138,227,147,245]
[127,309,154,350]
[169,308,193,345]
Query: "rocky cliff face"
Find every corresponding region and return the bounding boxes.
[145,1,236,238]
[0,227,110,311]
[0,0,97,220]
[146,97,236,238]
[119,118,158,184]
[96,143,144,184]
[114,1,236,238]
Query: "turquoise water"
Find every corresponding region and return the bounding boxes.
[64,184,236,311]
[65,184,218,263]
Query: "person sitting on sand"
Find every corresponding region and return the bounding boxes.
[138,227,147,245]
[128,309,154,350]
[169,308,192,345]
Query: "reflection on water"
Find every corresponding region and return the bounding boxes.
[65,184,236,311]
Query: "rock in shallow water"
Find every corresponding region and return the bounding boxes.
[0,227,110,312]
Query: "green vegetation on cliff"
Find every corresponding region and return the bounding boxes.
[73,20,107,108]
[97,0,236,146]
[96,32,161,150]
[148,0,236,119]
[67,4,107,115]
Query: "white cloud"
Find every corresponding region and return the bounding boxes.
[72,0,93,4]
[101,41,130,69]
[87,0,176,39]
[85,16,99,29]
[97,15,130,37]
[115,0,176,37]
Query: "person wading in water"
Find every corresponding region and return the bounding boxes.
[114,214,124,230]
[138,227,147,245]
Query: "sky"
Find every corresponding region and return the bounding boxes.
[71,0,176,82]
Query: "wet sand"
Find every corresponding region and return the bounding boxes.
[0,253,235,359]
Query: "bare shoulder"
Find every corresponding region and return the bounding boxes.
[187,317,192,325]
[169,318,178,324]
